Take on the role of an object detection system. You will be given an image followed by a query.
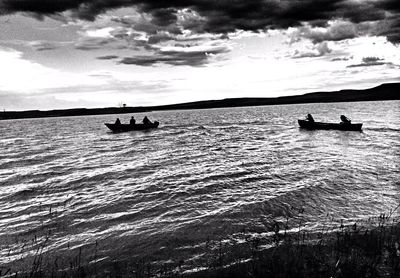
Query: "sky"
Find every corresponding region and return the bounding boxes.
[0,0,399,111]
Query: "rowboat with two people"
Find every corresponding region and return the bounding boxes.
[298,114,362,131]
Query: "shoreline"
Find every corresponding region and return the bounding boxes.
[3,211,400,277]
[1,82,399,121]
[186,216,400,278]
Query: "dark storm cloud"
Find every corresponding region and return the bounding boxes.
[289,21,359,44]
[0,0,399,34]
[0,0,133,21]
[150,8,177,27]
[119,45,230,66]
[377,0,400,12]
[338,1,386,23]
[380,16,400,44]
[2,0,400,67]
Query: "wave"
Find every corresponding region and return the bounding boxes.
[365,127,400,132]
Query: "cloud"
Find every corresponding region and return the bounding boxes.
[1,0,399,67]
[0,0,399,41]
[0,92,100,111]
[287,18,400,47]
[0,39,71,51]
[75,36,125,50]
[379,16,400,44]
[292,41,332,58]
[347,56,393,67]
[119,52,208,66]
[331,56,352,61]
[0,47,107,92]
[362,56,384,63]
[347,62,386,68]
[29,40,63,51]
[71,11,233,65]
[288,20,359,44]
[96,55,119,60]
[119,42,231,66]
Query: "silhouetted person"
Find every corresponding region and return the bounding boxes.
[143,116,152,125]
[115,118,121,125]
[306,114,315,123]
[130,116,136,125]
[340,115,351,124]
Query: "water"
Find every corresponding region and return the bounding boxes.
[0,101,399,273]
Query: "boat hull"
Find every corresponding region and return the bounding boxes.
[298,119,362,131]
[105,121,159,132]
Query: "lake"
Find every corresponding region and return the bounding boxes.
[0,100,399,274]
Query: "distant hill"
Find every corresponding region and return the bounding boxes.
[1,82,399,120]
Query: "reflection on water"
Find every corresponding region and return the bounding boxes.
[0,100,399,271]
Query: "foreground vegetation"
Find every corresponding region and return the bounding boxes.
[2,211,400,278]
[188,215,400,278]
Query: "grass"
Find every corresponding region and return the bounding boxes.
[2,209,400,278]
[182,215,400,278]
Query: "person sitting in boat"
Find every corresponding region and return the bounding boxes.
[306,113,315,123]
[340,115,351,124]
[142,116,152,125]
[115,118,121,125]
[130,116,136,125]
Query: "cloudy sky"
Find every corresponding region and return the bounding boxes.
[0,0,399,111]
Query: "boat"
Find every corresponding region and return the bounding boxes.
[298,119,362,131]
[105,121,159,132]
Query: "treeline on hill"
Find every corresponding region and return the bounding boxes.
[1,83,399,120]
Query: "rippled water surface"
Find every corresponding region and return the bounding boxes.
[1,101,399,272]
